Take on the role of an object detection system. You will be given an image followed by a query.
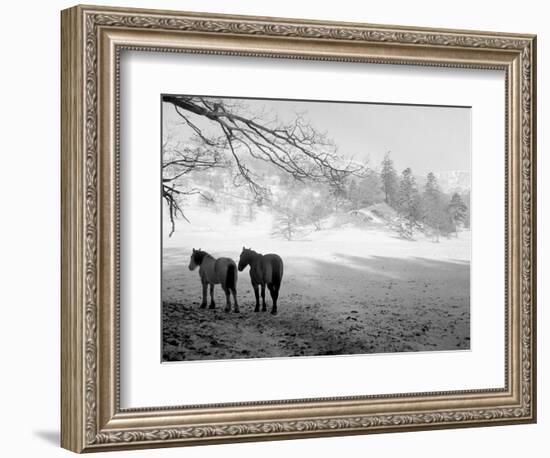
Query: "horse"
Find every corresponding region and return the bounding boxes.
[188,248,239,313]
[238,247,283,315]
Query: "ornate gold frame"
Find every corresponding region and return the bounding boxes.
[61,4,537,453]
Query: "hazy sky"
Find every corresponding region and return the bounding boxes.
[163,96,471,176]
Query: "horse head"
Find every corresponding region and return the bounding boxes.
[238,246,252,271]
[188,248,204,271]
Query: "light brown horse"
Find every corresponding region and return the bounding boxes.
[188,249,239,313]
[238,247,283,315]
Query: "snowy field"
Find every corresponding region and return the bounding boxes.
[162,203,470,362]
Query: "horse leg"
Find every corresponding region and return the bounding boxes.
[261,283,267,312]
[268,284,278,315]
[200,281,207,308]
[222,286,231,313]
[231,287,240,313]
[253,284,260,312]
[208,283,216,309]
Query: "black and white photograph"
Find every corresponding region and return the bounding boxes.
[161,95,471,362]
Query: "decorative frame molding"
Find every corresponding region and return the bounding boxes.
[61,4,536,453]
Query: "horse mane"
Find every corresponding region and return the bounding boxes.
[192,249,210,265]
[244,247,261,256]
[241,248,262,268]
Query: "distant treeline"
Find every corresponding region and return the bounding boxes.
[351,152,469,240]
[268,153,469,241]
[194,152,470,242]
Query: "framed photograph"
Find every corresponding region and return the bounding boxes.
[61,4,537,453]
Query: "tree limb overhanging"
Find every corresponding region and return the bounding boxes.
[162,95,366,234]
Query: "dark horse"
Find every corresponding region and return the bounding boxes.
[238,247,283,315]
[188,248,239,313]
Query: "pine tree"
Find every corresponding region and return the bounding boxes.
[347,169,384,210]
[359,169,384,207]
[397,167,421,239]
[422,172,451,241]
[448,193,467,236]
[380,152,399,208]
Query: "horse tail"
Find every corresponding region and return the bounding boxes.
[271,257,282,290]
[225,263,237,291]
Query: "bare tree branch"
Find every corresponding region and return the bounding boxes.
[161,95,367,233]
[164,95,363,182]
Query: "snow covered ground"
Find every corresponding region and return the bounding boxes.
[162,204,470,361]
